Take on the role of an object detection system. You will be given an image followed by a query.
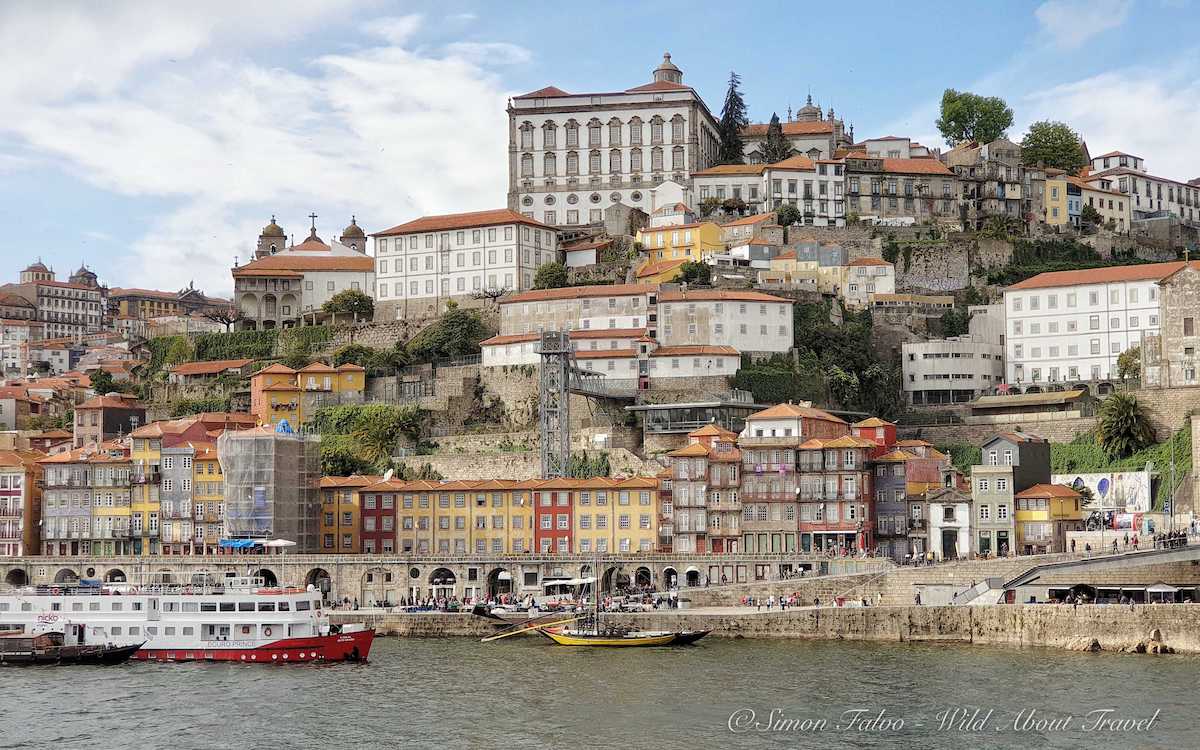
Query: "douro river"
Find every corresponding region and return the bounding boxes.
[2,637,1191,749]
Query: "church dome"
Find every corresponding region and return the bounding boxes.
[24,261,49,273]
[261,216,286,238]
[341,216,366,239]
[652,52,683,84]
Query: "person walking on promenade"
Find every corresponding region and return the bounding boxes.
[1133,534,1139,550]
[1071,539,1076,553]
[914,591,922,606]
[756,596,762,612]
[767,594,775,611]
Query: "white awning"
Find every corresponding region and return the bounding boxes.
[496,572,512,581]
[685,566,700,574]
[1148,582,1179,593]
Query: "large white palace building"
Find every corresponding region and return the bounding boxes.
[506,53,720,226]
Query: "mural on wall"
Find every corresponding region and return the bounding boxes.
[1051,471,1152,513]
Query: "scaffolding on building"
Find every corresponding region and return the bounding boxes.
[216,422,322,553]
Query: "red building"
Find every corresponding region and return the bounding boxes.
[358,479,399,554]
[533,480,574,554]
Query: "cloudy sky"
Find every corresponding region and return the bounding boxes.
[2,0,1197,296]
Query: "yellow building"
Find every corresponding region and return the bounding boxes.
[566,477,659,555]
[636,221,724,264]
[758,249,820,287]
[1044,173,1069,225]
[319,475,378,554]
[251,361,367,426]
[192,444,225,554]
[1014,483,1083,555]
[129,424,164,555]
[88,444,133,557]
[635,258,689,284]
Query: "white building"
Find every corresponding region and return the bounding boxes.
[371,209,557,316]
[927,487,972,561]
[842,257,895,309]
[507,53,719,227]
[1003,262,1187,385]
[902,336,1005,406]
[232,219,375,330]
[741,95,852,163]
[1085,150,1200,224]
[479,285,791,373]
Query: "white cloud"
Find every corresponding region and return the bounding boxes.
[1034,0,1131,50]
[1021,61,1200,180]
[0,4,523,295]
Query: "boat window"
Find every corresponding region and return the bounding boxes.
[181,602,198,613]
[111,627,122,635]
[238,602,255,612]
[147,627,157,635]
[20,603,31,611]
[219,602,235,612]
[257,602,276,612]
[165,627,176,635]
[162,602,177,612]
[200,602,217,612]
[0,603,7,611]
[277,602,290,611]
[128,627,140,635]
[182,627,194,635]
[312,600,321,610]
[132,602,142,611]
[295,600,311,611]
[111,603,122,612]
[51,602,61,611]
[71,602,83,611]
[89,602,100,611]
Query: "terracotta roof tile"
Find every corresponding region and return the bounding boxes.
[658,289,791,303]
[372,209,550,236]
[849,257,893,267]
[1015,483,1080,499]
[514,86,571,99]
[691,163,766,177]
[233,254,371,275]
[502,283,655,305]
[742,121,834,137]
[649,345,739,357]
[748,403,846,423]
[1006,261,1186,290]
[720,211,777,227]
[635,259,687,279]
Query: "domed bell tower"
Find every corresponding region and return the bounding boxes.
[257,215,286,258]
[339,216,366,252]
[652,52,683,85]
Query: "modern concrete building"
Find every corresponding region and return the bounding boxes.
[902,336,1005,405]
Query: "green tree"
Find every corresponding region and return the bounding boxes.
[826,365,860,408]
[1117,345,1141,380]
[939,307,971,337]
[405,301,489,363]
[1080,203,1102,227]
[332,343,376,368]
[533,261,568,289]
[1097,392,1154,459]
[759,112,792,164]
[89,370,116,396]
[677,261,711,285]
[1020,120,1086,171]
[935,89,1013,146]
[322,288,374,318]
[716,71,748,165]
[163,337,195,368]
[776,203,802,227]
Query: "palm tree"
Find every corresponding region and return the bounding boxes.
[1097,392,1154,459]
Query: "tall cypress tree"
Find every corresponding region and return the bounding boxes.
[760,112,792,164]
[716,71,748,165]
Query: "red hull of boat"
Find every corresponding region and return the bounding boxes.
[133,628,375,664]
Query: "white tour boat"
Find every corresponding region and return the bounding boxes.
[0,575,374,664]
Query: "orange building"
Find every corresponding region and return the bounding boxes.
[319,475,380,554]
[250,362,366,426]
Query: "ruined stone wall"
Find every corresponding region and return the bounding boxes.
[898,417,1096,446]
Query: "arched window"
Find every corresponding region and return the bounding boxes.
[542,121,557,149]
[520,153,533,177]
[589,150,602,174]
[544,152,557,176]
[588,119,602,147]
[608,118,622,146]
[565,120,579,148]
[651,147,663,171]
[671,115,685,143]
[650,117,664,145]
[630,147,643,173]
[672,146,685,170]
[629,117,643,146]
[566,151,579,175]
[519,122,534,150]
[609,149,622,174]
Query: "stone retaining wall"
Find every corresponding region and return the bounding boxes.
[334,604,1200,654]
[898,417,1096,446]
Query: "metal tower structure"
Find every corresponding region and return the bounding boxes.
[538,330,572,478]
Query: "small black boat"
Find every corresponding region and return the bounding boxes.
[0,632,143,666]
[669,629,711,646]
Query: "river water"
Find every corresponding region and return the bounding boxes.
[2,637,1192,749]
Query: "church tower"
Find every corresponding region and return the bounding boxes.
[20,260,54,284]
[256,216,286,258]
[339,216,366,252]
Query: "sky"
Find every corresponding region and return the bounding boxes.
[1,0,1197,297]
